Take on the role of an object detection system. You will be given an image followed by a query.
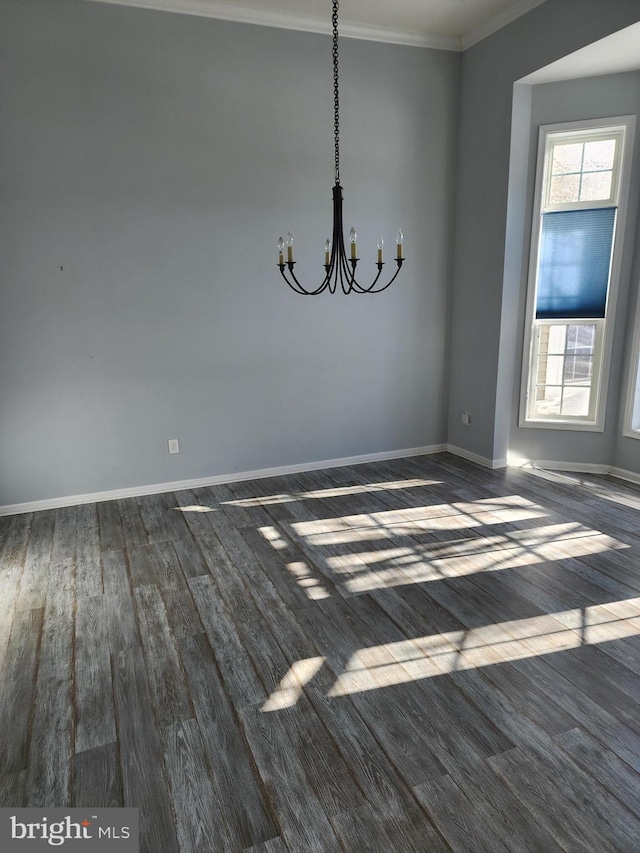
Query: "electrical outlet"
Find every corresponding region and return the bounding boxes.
[462,412,471,426]
[168,438,180,454]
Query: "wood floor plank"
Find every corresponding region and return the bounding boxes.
[73,743,123,808]
[0,512,32,567]
[136,493,191,544]
[478,661,578,737]
[240,524,321,610]
[15,509,55,611]
[510,655,640,775]
[51,505,77,565]
[188,575,265,708]
[117,497,149,551]
[75,595,117,752]
[179,632,278,849]
[127,543,160,588]
[489,743,640,852]
[446,756,563,852]
[304,684,424,817]
[311,598,452,786]
[0,564,25,671]
[134,584,194,727]
[172,533,209,580]
[243,839,288,853]
[112,645,180,853]
[163,718,233,852]
[287,694,366,818]
[488,746,614,852]
[102,550,139,651]
[0,608,43,774]
[333,799,449,853]
[97,500,125,553]
[0,771,27,808]
[38,558,75,685]
[24,677,73,807]
[555,726,640,820]
[75,503,103,598]
[239,704,343,853]
[144,541,203,639]
[414,773,513,853]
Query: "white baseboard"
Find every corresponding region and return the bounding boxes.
[508,457,640,487]
[0,444,447,517]
[4,444,636,517]
[446,444,507,470]
[508,458,610,475]
[609,466,640,487]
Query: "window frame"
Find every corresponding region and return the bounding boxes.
[519,115,636,432]
[623,283,640,440]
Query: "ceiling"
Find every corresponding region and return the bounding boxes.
[87,0,549,50]
[521,20,640,84]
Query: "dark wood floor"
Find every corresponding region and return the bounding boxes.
[2,453,640,851]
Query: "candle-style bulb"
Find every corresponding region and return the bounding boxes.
[324,238,331,265]
[286,230,294,262]
[377,235,384,251]
[286,231,294,247]
[396,229,404,246]
[349,227,358,260]
[277,236,285,253]
[325,239,331,252]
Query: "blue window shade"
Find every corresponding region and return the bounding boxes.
[536,207,616,319]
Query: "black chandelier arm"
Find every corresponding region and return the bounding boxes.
[279,256,405,296]
[278,262,331,296]
[349,259,405,294]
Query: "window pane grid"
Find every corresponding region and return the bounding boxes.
[533,322,596,418]
[547,135,618,207]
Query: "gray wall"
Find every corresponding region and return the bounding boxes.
[507,72,640,469]
[448,0,640,464]
[0,0,460,505]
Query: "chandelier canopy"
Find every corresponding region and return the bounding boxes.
[277,0,405,295]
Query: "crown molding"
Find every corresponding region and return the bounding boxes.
[86,0,549,51]
[461,0,549,50]
[85,0,460,50]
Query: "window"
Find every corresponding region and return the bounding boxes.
[520,117,635,430]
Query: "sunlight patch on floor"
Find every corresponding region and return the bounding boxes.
[339,525,627,593]
[261,657,325,711]
[286,561,330,600]
[259,525,288,550]
[291,496,548,544]
[222,479,443,508]
[327,598,640,697]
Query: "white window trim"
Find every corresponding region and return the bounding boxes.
[519,115,636,432]
[623,281,640,440]
[542,127,625,213]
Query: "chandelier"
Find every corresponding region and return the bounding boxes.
[277,0,405,295]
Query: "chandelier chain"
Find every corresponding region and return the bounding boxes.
[332,0,340,183]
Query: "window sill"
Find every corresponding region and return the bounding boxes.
[622,427,640,441]
[519,417,604,432]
